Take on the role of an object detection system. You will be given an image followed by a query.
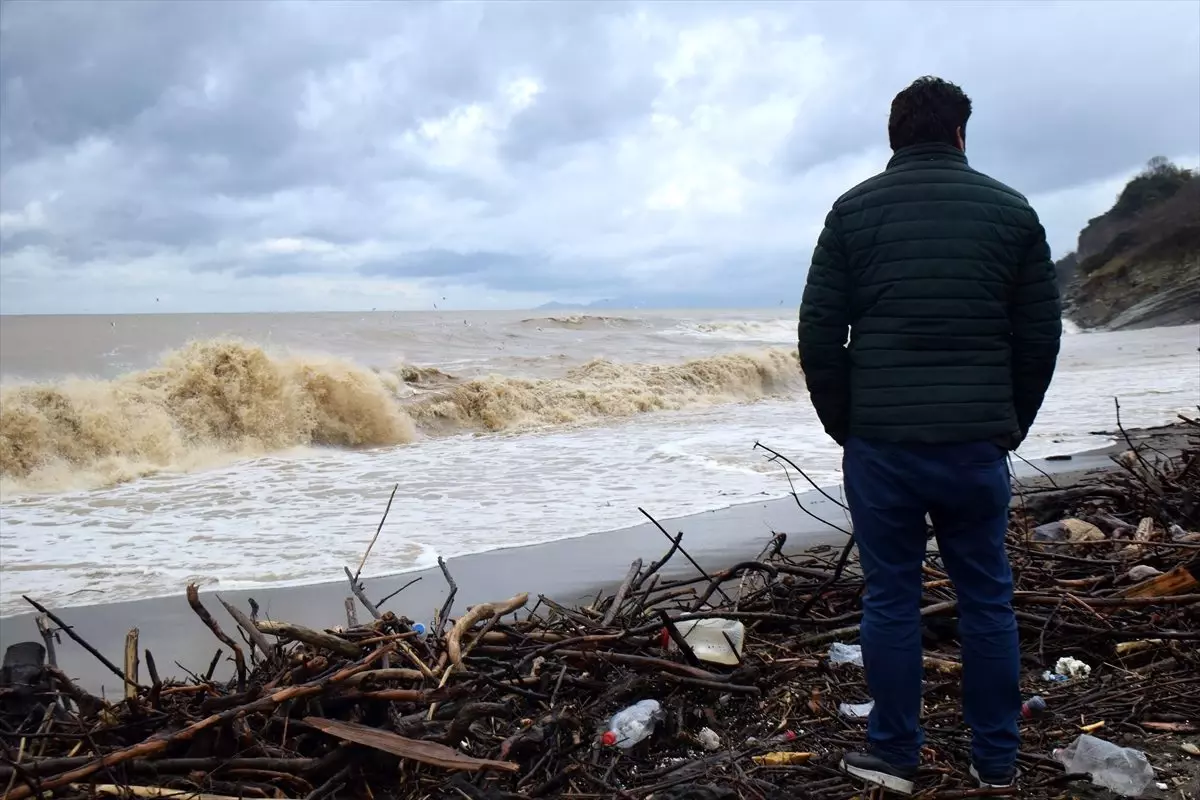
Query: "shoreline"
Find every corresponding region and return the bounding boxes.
[1,423,1190,693]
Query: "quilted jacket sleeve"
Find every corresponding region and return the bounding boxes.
[1011,212,1063,438]
[798,209,852,444]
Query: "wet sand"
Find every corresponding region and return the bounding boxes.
[1,424,1188,694]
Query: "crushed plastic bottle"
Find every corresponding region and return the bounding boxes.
[601,700,664,749]
[828,642,864,666]
[1054,734,1155,797]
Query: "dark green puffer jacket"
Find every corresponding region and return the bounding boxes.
[797,143,1062,448]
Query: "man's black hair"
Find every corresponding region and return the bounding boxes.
[888,76,972,151]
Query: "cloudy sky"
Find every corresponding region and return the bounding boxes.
[1,0,1198,315]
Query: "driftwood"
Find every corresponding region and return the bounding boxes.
[255,620,361,659]
[304,716,519,772]
[216,595,274,659]
[3,418,1198,800]
[186,584,247,691]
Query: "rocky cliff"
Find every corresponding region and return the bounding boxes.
[1057,158,1200,330]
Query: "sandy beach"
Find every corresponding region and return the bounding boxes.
[3,424,1178,695]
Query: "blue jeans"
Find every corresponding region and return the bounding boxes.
[843,436,1020,777]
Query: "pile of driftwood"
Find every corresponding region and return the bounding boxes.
[2,418,1198,800]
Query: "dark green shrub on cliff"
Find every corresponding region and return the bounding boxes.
[1110,156,1195,219]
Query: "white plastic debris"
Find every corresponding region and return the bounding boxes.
[839,700,875,719]
[1042,670,1069,683]
[1032,518,1105,544]
[1127,565,1163,582]
[697,727,721,751]
[828,642,863,666]
[669,618,746,666]
[1054,656,1092,680]
[1054,734,1155,796]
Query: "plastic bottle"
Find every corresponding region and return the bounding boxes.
[1054,734,1155,797]
[663,619,745,666]
[1020,695,1048,720]
[601,700,664,749]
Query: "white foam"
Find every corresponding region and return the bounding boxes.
[665,319,796,343]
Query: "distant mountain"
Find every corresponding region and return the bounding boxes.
[1055,157,1200,330]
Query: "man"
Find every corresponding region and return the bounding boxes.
[797,76,1062,795]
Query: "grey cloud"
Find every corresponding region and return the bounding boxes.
[359,249,630,296]
[777,2,1200,195]
[235,260,334,280]
[1,0,1197,313]
[359,250,521,280]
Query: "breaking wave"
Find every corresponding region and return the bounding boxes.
[518,314,648,331]
[667,319,796,343]
[1,339,801,494]
[407,348,800,432]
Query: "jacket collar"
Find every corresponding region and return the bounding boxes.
[887,143,968,169]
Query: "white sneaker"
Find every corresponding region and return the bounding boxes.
[969,763,1017,791]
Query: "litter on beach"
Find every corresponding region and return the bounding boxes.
[2,418,1199,799]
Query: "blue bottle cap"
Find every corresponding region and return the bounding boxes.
[412,622,426,635]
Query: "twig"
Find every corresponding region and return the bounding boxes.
[21,596,137,690]
[1010,449,1059,488]
[638,508,733,605]
[352,483,398,585]
[796,533,857,617]
[435,557,458,636]
[343,566,382,620]
[376,576,423,610]
[633,532,683,592]
[186,584,247,692]
[3,648,394,800]
[656,610,701,668]
[753,441,849,510]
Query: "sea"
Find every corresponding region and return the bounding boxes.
[1,310,1196,617]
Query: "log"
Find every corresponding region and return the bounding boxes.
[76,785,296,800]
[342,667,427,686]
[602,559,642,627]
[446,594,527,672]
[303,717,519,773]
[217,596,274,659]
[1117,564,1198,599]
[255,621,361,659]
[123,628,139,701]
